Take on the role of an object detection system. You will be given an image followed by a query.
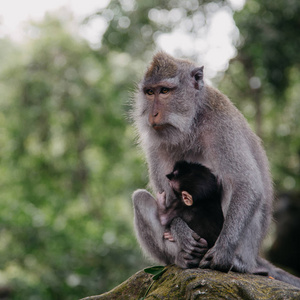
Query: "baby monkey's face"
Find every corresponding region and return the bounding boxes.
[166,170,180,193]
[166,170,193,206]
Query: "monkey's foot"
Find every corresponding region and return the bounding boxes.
[176,251,202,269]
[199,246,234,272]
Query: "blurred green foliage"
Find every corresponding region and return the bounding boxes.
[0,0,299,299]
[0,13,147,300]
[220,0,300,191]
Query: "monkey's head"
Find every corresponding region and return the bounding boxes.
[166,168,193,207]
[166,161,198,207]
[166,161,217,207]
[134,52,205,146]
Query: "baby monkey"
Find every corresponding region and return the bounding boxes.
[156,161,224,249]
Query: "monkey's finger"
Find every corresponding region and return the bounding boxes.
[165,236,175,242]
[199,253,213,269]
[199,238,208,248]
[163,232,175,242]
[183,254,201,268]
[199,260,211,269]
[191,251,206,258]
[191,246,208,256]
[184,244,206,256]
[191,232,201,240]
[183,241,200,251]
[196,248,208,254]
[183,253,196,260]
[191,239,208,250]
[192,233,208,248]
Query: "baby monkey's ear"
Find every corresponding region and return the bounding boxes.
[182,191,193,206]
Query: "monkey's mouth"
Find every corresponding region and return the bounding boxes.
[152,123,173,131]
[152,124,167,131]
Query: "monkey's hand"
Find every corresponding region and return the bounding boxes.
[199,245,234,272]
[170,218,208,268]
[163,230,175,242]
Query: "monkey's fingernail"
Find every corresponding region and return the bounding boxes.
[200,238,208,246]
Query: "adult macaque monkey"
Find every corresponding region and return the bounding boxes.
[132,52,300,288]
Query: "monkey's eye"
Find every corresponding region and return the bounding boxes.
[146,89,154,95]
[160,87,169,94]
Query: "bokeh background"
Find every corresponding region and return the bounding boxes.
[0,0,299,299]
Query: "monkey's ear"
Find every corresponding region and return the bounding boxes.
[166,173,173,180]
[191,66,204,90]
[182,191,193,206]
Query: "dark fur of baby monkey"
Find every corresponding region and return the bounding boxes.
[132,52,300,288]
[156,161,223,250]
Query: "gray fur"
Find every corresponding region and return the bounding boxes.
[132,52,300,288]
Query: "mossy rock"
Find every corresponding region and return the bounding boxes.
[81,265,300,299]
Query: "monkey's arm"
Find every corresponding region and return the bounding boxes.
[170,217,208,268]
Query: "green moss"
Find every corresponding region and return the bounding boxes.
[82,265,300,300]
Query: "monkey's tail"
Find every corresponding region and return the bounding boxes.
[257,257,300,289]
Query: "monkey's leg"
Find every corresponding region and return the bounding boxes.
[229,215,262,273]
[200,211,261,273]
[132,189,178,265]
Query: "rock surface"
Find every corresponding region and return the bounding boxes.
[81,265,300,300]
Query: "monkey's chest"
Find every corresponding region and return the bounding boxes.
[182,151,210,169]
[160,148,206,168]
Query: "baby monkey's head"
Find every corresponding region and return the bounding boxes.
[166,161,218,207]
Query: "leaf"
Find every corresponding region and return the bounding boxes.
[144,265,166,280]
[144,265,165,275]
[153,272,165,280]
[140,267,166,300]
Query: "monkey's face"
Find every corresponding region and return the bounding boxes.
[166,167,190,196]
[166,171,194,206]
[134,52,204,146]
[141,78,193,136]
[166,169,181,193]
[144,84,175,131]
